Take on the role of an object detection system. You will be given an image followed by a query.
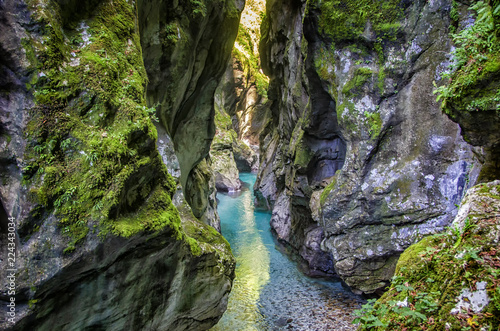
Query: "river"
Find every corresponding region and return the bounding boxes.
[211,173,365,331]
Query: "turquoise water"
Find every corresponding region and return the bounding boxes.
[211,173,364,331]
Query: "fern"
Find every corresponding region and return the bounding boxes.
[472,1,495,30]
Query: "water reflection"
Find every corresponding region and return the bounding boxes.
[211,173,364,331]
[211,173,270,330]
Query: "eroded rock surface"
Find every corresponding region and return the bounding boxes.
[362,181,500,329]
[257,0,481,293]
[139,0,245,223]
[0,0,237,329]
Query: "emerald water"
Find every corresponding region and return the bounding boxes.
[211,173,364,331]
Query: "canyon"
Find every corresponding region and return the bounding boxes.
[0,0,499,330]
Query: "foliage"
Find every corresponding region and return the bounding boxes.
[190,0,207,17]
[212,107,237,148]
[434,0,500,112]
[342,67,373,97]
[364,111,382,139]
[354,185,500,330]
[319,171,339,205]
[23,0,180,252]
[316,0,404,43]
[160,22,182,46]
[234,2,269,98]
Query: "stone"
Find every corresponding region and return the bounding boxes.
[255,0,481,294]
[211,149,242,192]
[0,0,238,329]
[139,0,245,224]
[367,180,500,329]
[451,281,490,315]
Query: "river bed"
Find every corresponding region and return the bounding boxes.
[211,173,365,331]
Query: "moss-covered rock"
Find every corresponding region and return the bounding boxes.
[435,1,500,182]
[257,0,481,294]
[0,0,236,329]
[210,104,243,192]
[20,0,178,258]
[355,181,500,330]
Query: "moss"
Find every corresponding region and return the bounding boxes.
[102,187,181,238]
[233,1,269,98]
[377,67,386,95]
[436,1,500,113]
[355,190,500,330]
[182,217,232,257]
[214,108,233,131]
[28,299,39,309]
[342,67,373,97]
[337,100,357,132]
[320,171,339,205]
[22,0,180,252]
[315,0,404,44]
[288,120,314,169]
[212,106,238,150]
[478,183,500,200]
[293,139,313,168]
[178,198,232,257]
[364,111,382,139]
[314,46,337,82]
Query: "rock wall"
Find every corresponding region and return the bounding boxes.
[0,0,237,329]
[210,107,243,193]
[214,58,267,174]
[209,0,270,193]
[257,0,482,293]
[436,0,500,182]
[356,180,500,329]
[138,0,244,222]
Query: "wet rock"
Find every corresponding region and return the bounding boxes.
[256,0,480,294]
[139,0,245,224]
[0,0,237,329]
[211,149,242,192]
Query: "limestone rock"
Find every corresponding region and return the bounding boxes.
[361,181,500,329]
[0,0,236,329]
[256,0,481,293]
[139,0,245,224]
[211,149,242,192]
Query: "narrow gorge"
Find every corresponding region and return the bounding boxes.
[0,0,499,330]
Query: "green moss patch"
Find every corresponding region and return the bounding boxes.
[212,107,238,149]
[233,1,269,98]
[23,0,180,251]
[342,67,374,98]
[315,0,404,43]
[364,111,382,139]
[435,1,500,113]
[288,120,314,170]
[319,171,339,205]
[354,185,500,330]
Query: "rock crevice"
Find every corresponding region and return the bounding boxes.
[256,0,482,293]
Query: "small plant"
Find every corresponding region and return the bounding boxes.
[54,187,77,208]
[395,282,414,293]
[434,0,500,112]
[190,0,207,17]
[85,150,98,164]
[137,105,159,122]
[364,111,383,139]
[162,22,180,46]
[92,200,104,212]
[353,299,388,328]
[452,217,474,249]
[33,144,45,154]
